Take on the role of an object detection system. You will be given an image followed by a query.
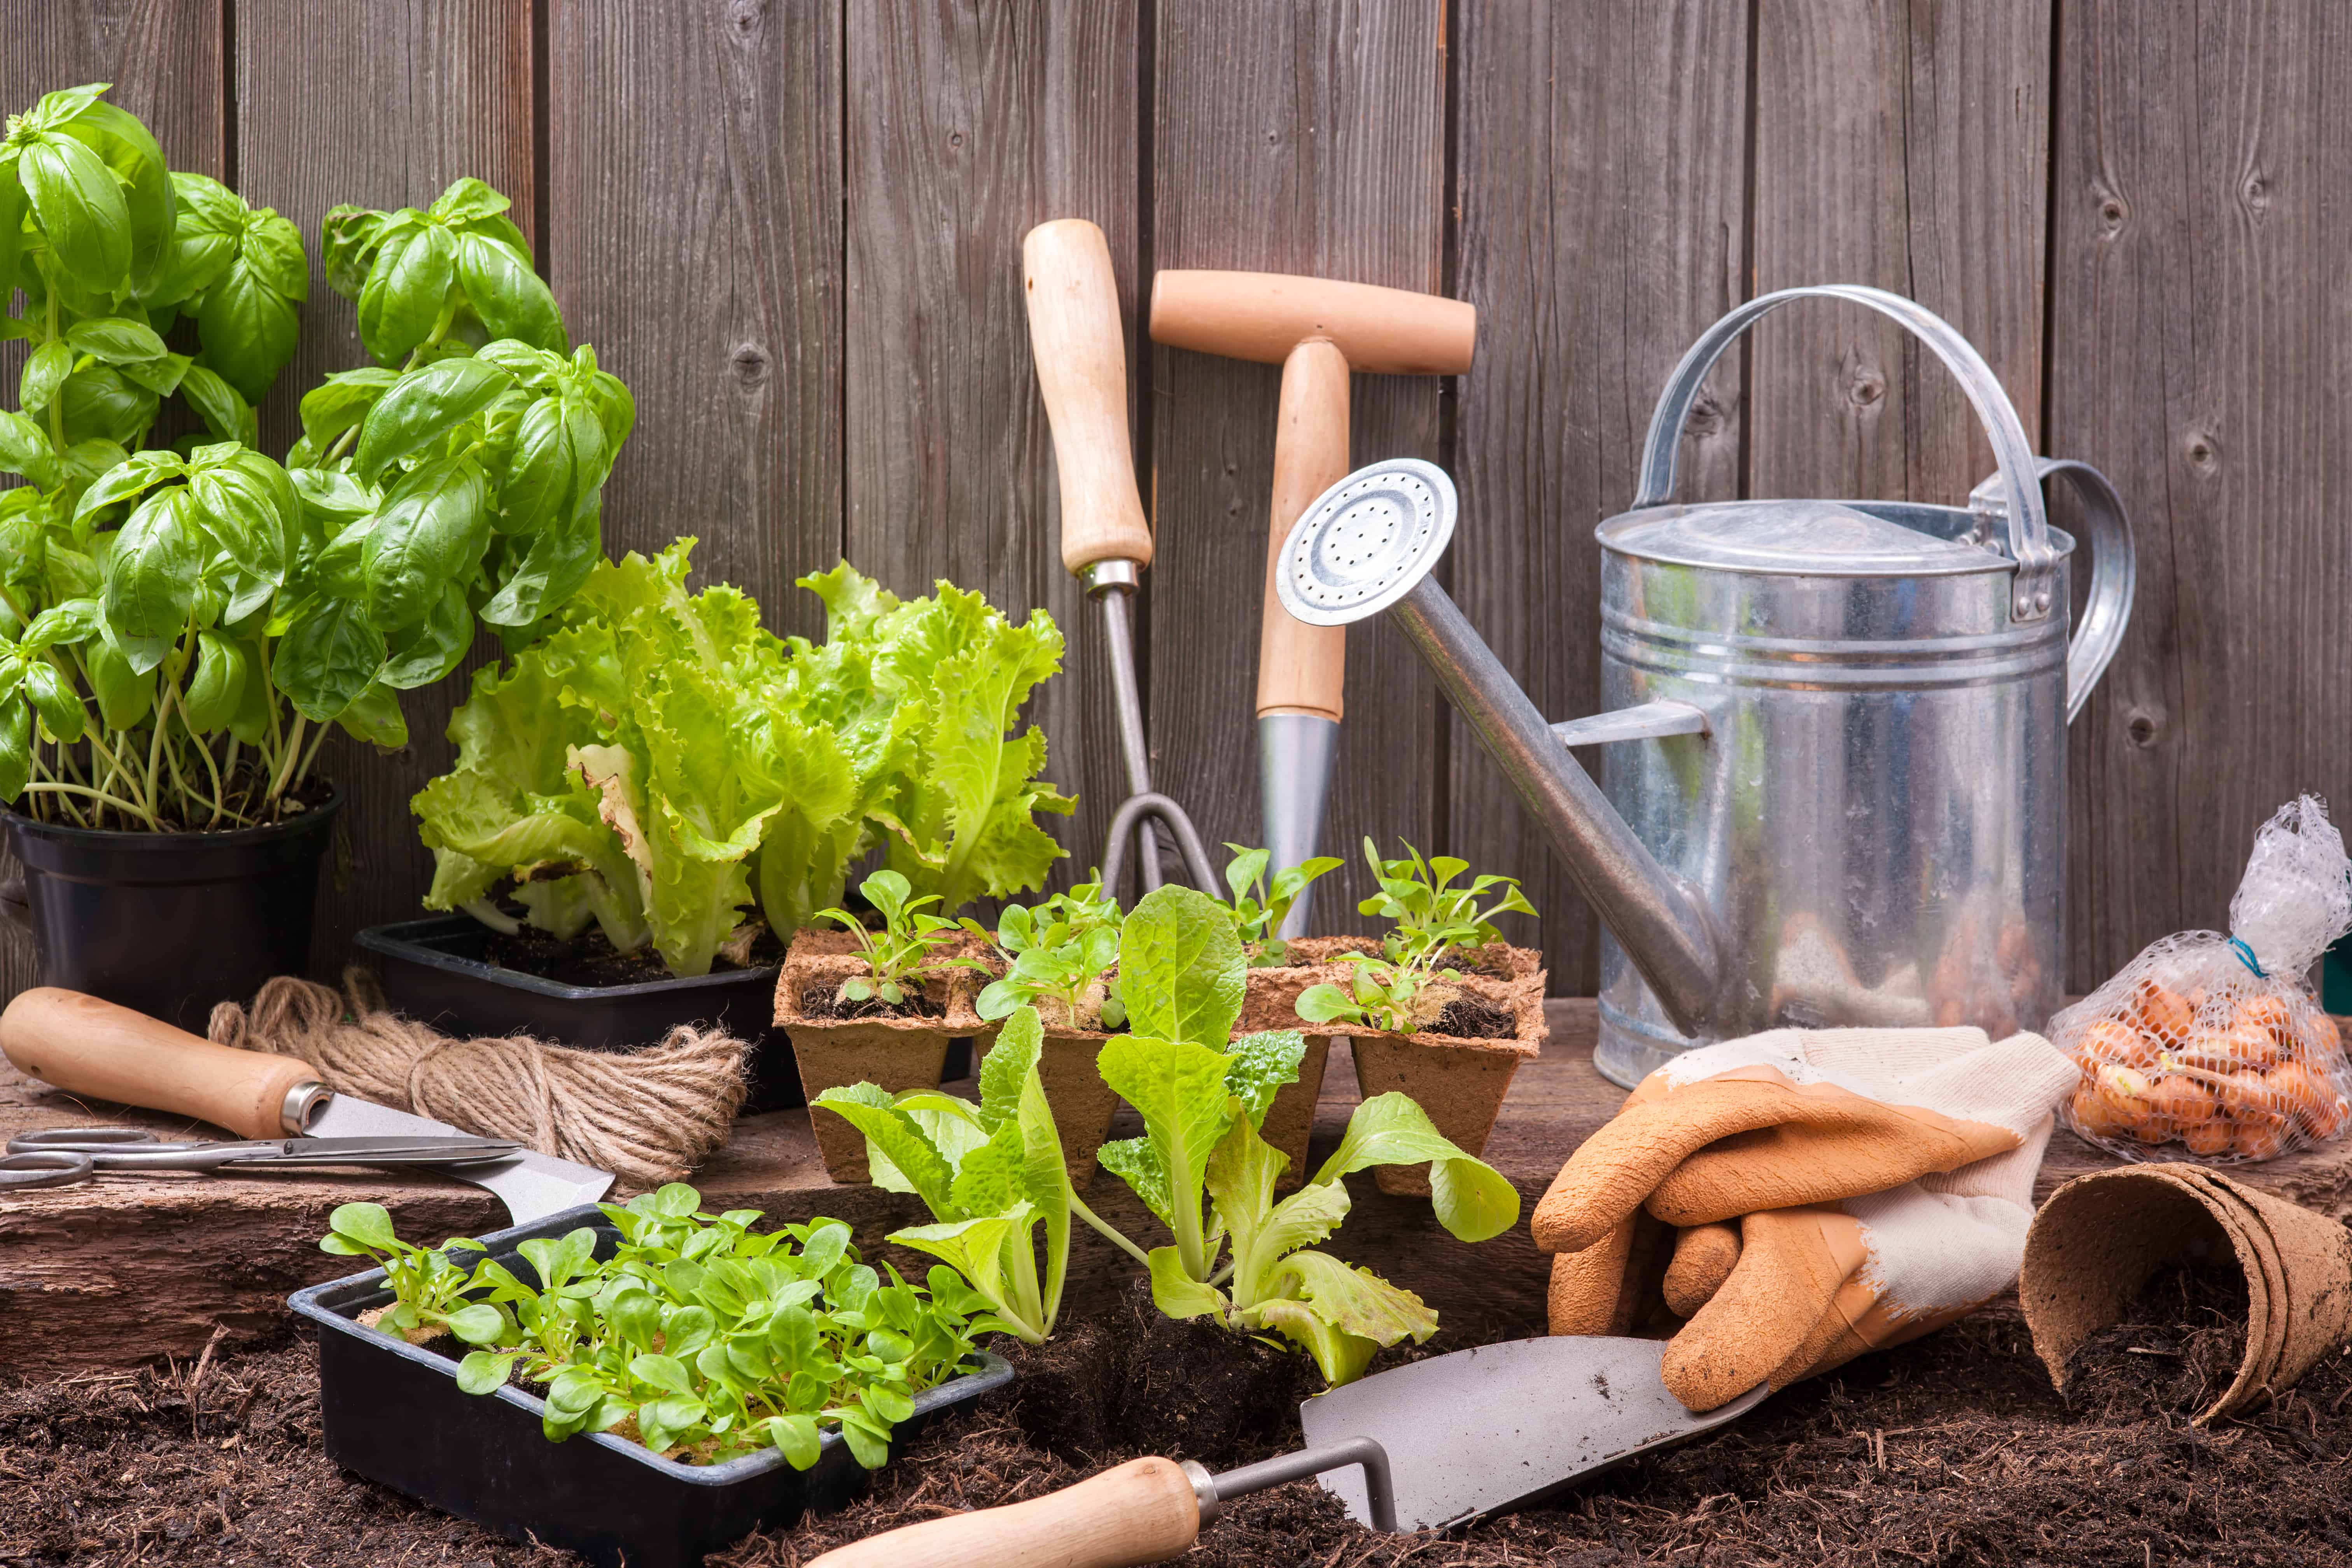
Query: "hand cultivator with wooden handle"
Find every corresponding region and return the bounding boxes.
[1150,268,1475,935]
[1022,219,1219,896]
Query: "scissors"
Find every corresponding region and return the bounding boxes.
[0,1126,526,1190]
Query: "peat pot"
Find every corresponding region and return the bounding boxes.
[359,915,805,1113]
[290,1204,1014,1568]
[1274,286,2136,1088]
[2,791,340,1032]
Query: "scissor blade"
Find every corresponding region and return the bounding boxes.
[230,1136,524,1167]
[306,1094,614,1224]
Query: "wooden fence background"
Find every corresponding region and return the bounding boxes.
[0,0,2342,1002]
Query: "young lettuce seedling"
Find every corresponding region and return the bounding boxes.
[814,867,978,1006]
[1215,843,1344,966]
[1294,838,1539,1034]
[1093,887,1522,1385]
[966,877,1127,1029]
[320,1201,501,1348]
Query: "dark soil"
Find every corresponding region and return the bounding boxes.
[2063,1262,2252,1420]
[15,1295,2352,1567]
[481,922,784,988]
[797,978,947,1022]
[1433,994,1518,1040]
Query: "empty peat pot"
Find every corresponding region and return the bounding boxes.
[2,792,340,1032]
[2021,1162,2352,1423]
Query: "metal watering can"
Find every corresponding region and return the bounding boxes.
[1276,285,2135,1087]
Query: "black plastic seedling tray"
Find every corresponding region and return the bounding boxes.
[290,1204,1014,1568]
[358,914,807,1112]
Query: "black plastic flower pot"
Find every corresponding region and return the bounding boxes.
[288,1204,1015,1568]
[0,791,340,1032]
[357,914,807,1112]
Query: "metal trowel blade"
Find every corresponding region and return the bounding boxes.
[1299,1336,1768,1531]
[308,1092,613,1225]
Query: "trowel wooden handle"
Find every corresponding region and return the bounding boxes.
[0,987,315,1139]
[805,1455,1200,1568]
[1024,219,1153,576]
[1259,338,1350,720]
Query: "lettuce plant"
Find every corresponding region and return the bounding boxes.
[415,546,1073,977]
[814,868,975,1007]
[810,1006,1118,1345]
[1215,842,1342,966]
[1356,836,1536,967]
[1093,886,1521,1385]
[322,1186,981,1470]
[320,1200,502,1347]
[968,876,1125,1029]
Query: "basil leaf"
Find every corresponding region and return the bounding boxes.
[150,170,242,306]
[0,411,57,486]
[180,630,251,732]
[66,315,167,365]
[334,680,408,747]
[102,486,198,672]
[56,364,155,449]
[186,461,290,587]
[320,203,392,300]
[118,351,191,397]
[73,449,182,528]
[20,132,130,288]
[480,489,600,629]
[298,367,400,451]
[495,394,579,536]
[429,177,510,225]
[352,356,511,484]
[0,153,24,306]
[22,660,84,744]
[357,222,455,365]
[84,632,151,727]
[274,598,385,721]
[177,364,257,449]
[457,232,564,352]
[380,582,472,688]
[22,597,98,651]
[197,246,303,402]
[21,338,72,415]
[56,96,175,290]
[0,698,29,804]
[363,457,486,631]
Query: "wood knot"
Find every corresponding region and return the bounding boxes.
[727,0,766,38]
[1686,391,1728,438]
[2183,429,2220,474]
[2098,194,2129,236]
[1844,363,1886,410]
[2126,707,2162,748]
[949,130,964,149]
[2241,172,2271,218]
[731,343,770,386]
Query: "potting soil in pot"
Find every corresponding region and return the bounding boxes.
[483,924,787,988]
[23,1291,2352,1567]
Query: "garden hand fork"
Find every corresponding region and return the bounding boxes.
[1022,219,1218,897]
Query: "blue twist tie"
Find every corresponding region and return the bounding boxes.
[2229,936,2268,979]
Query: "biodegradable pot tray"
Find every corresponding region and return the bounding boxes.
[1287,942,1548,1197]
[780,929,984,1182]
[287,1204,1013,1568]
[360,915,804,1113]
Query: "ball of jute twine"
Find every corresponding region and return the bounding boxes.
[206,969,748,1194]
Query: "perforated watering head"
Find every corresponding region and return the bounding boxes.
[1274,458,1457,628]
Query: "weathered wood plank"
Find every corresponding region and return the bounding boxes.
[841,0,1134,898]
[234,0,536,975]
[15,1000,2352,1373]
[1749,2,2050,502]
[1446,0,1750,994]
[0,3,228,1007]
[546,0,842,639]
[1147,0,1447,930]
[2051,2,2352,990]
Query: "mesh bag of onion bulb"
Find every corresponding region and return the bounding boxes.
[2056,795,2352,1164]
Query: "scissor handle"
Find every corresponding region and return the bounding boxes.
[0,1149,93,1190]
[10,1126,169,1150]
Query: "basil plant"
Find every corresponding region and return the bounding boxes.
[0,83,626,832]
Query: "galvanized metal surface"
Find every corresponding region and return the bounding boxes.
[1299,1336,1769,1531]
[1259,711,1340,937]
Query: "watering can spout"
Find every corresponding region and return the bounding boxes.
[1273,461,1726,1041]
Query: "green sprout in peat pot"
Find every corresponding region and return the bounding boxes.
[317,1188,981,1470]
[812,1005,1098,1347]
[1214,842,1343,967]
[814,868,980,1009]
[965,875,1126,1030]
[318,1200,500,1348]
[1295,838,1537,1034]
[1089,885,1521,1385]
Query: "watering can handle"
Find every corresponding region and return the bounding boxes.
[1631,284,2060,625]
[1969,457,2135,724]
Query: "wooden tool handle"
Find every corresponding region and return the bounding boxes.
[0,987,316,1138]
[1150,268,1477,375]
[1023,219,1153,575]
[807,1455,1201,1568]
[1259,338,1351,719]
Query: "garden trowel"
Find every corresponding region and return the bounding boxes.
[0,987,611,1225]
[805,1335,1769,1565]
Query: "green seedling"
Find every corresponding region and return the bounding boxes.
[1216,843,1343,966]
[1356,837,1536,969]
[814,868,976,1006]
[1294,950,1454,1036]
[967,876,1126,1030]
[319,1201,499,1347]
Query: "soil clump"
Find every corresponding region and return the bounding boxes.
[481,923,783,987]
[2063,1260,2252,1421]
[796,978,947,1022]
[1433,994,1517,1040]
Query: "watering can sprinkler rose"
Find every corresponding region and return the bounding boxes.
[1274,286,2136,1085]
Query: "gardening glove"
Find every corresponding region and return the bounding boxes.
[1538,1026,2078,1412]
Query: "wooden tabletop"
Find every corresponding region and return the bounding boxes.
[7,1001,2350,1376]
